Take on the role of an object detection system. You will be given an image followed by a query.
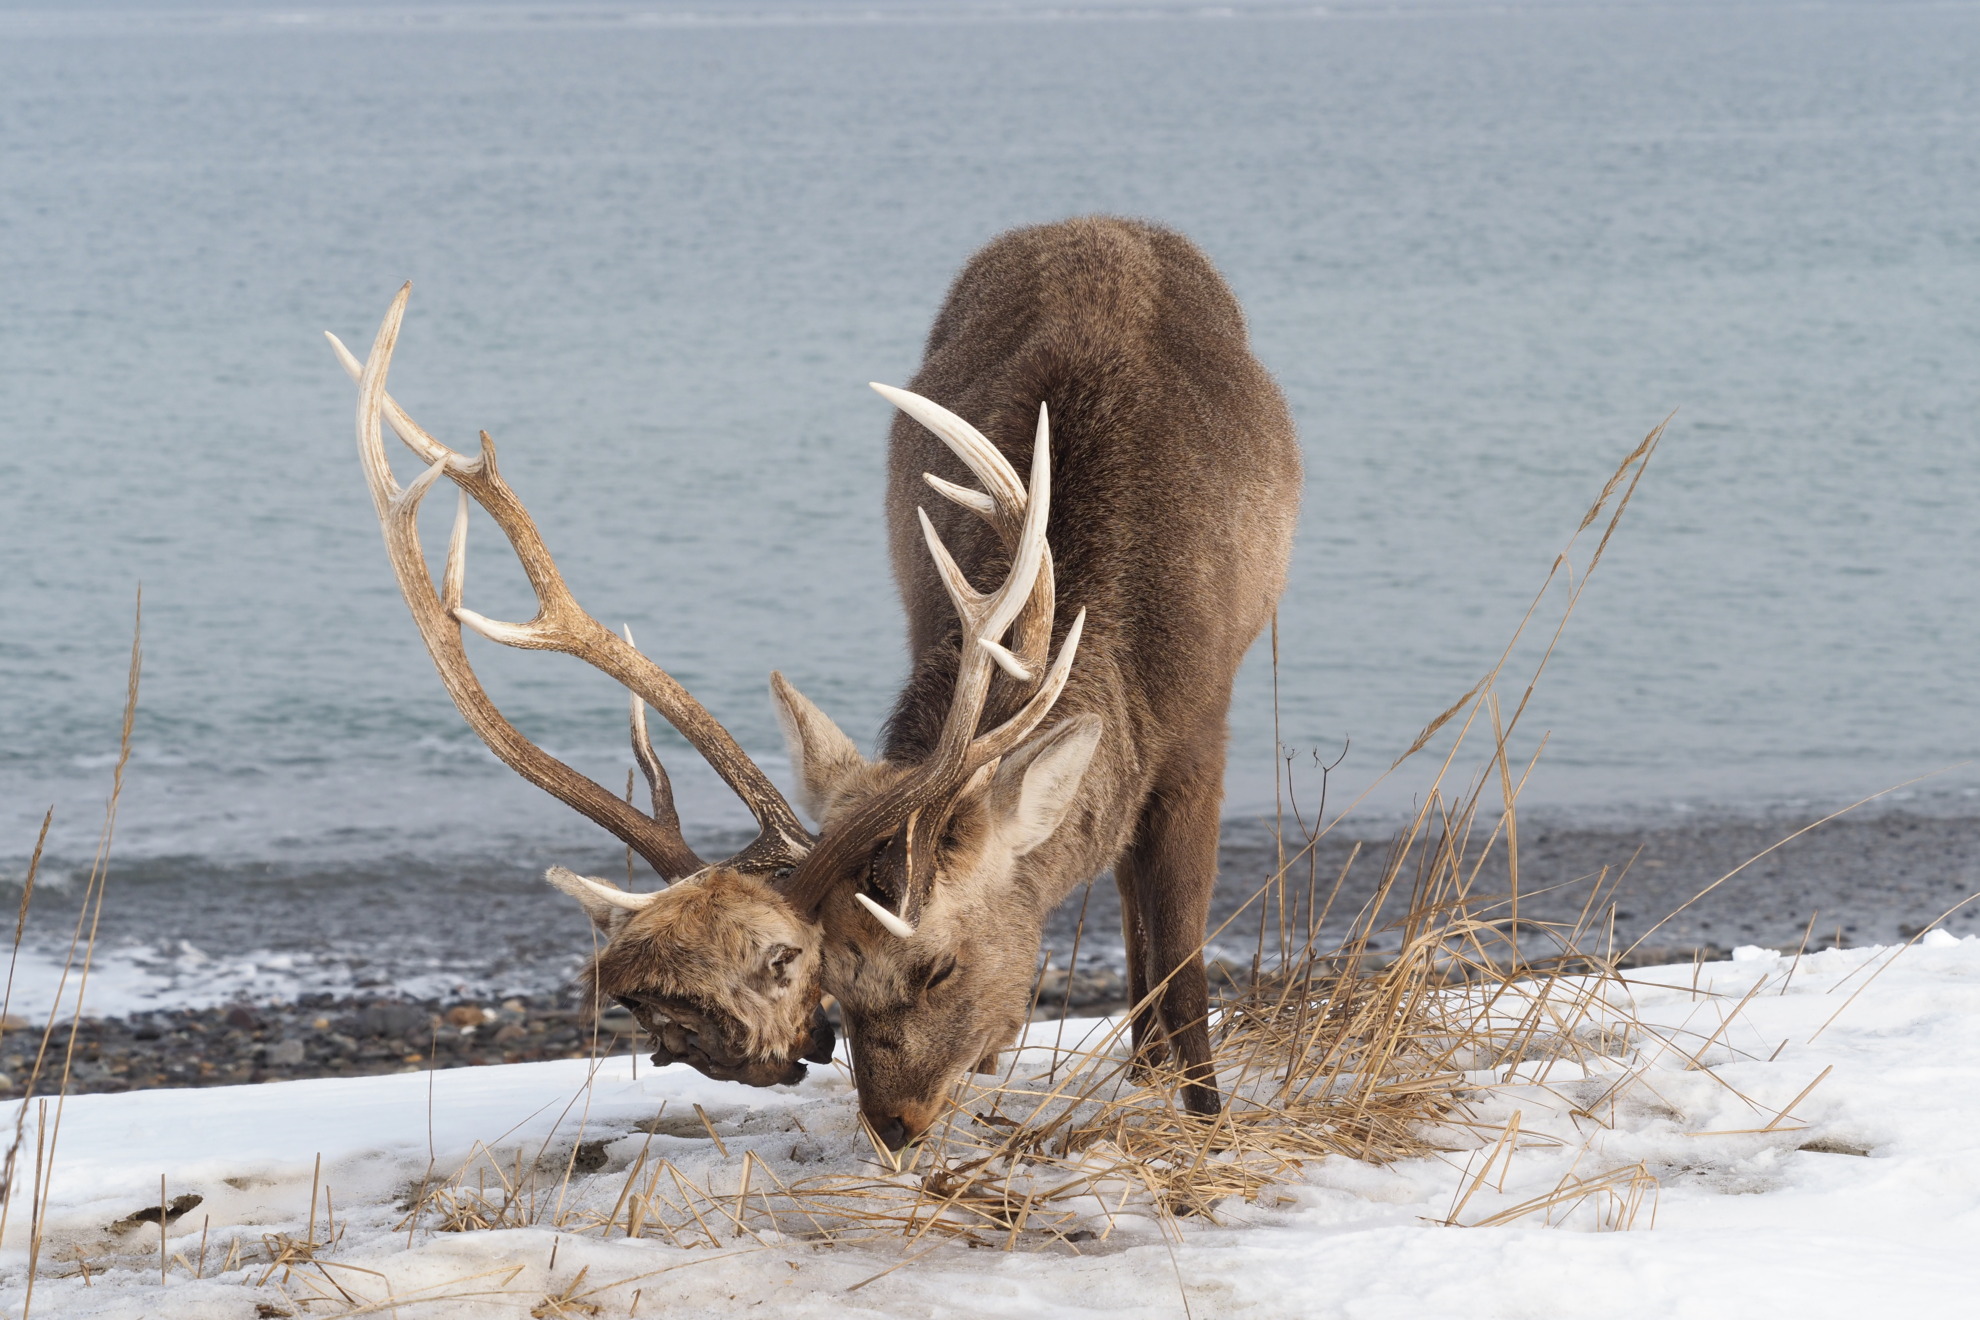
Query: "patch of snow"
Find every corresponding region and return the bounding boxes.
[4,938,1980,1317]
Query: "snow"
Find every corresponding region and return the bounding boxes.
[6,937,1980,1318]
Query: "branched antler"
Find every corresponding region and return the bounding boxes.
[784,387,1085,928]
[328,285,814,881]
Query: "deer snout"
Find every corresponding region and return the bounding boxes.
[865,1099,945,1151]
[801,1007,838,1064]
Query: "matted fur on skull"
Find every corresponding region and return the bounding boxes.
[547,867,833,1086]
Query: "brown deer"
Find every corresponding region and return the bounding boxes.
[331,216,1300,1144]
[770,218,1301,1145]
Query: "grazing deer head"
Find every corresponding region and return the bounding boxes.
[328,287,830,1084]
[770,389,1095,1148]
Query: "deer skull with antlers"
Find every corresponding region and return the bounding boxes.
[331,287,834,1084]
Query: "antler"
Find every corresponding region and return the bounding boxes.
[783,387,1085,928]
[328,285,815,881]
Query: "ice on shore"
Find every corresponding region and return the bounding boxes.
[4,937,1979,1318]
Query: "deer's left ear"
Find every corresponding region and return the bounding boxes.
[771,672,868,822]
[987,714,1102,857]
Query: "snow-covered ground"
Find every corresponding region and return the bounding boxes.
[4,935,1977,1318]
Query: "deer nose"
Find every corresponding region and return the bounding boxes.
[871,1114,912,1151]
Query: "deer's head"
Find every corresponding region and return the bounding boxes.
[771,387,1095,1148]
[779,694,1100,1147]
[548,866,833,1085]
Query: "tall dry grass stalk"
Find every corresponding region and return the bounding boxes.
[4,592,142,1317]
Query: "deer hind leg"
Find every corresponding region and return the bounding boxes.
[1112,863,1166,1080]
[1124,760,1225,1117]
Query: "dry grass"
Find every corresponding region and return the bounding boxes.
[2,591,143,1318]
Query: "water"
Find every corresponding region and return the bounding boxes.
[2,0,1977,1009]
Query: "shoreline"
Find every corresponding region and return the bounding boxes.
[5,890,1961,1104]
[0,805,1972,1039]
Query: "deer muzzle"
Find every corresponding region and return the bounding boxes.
[617,993,833,1088]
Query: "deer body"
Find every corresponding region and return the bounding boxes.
[784,218,1301,1139]
[335,215,1298,1151]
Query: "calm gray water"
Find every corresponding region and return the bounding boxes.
[1,0,1976,1008]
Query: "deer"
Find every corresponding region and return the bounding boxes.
[330,215,1300,1146]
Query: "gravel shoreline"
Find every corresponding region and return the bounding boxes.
[5,808,1972,1100]
[0,938,1851,1102]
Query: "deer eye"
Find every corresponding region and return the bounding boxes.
[924,958,957,991]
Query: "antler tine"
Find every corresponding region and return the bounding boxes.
[922,473,996,517]
[442,489,469,612]
[625,625,684,849]
[328,313,460,472]
[870,383,1025,509]
[911,400,1057,673]
[972,607,1086,761]
[335,286,815,881]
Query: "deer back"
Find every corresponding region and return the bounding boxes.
[881,216,1302,902]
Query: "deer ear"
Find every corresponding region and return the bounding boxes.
[771,672,868,822]
[760,942,807,990]
[545,866,650,936]
[987,714,1102,857]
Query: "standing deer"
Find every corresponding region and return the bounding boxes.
[332,216,1300,1145]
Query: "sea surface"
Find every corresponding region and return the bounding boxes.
[1,0,1976,1012]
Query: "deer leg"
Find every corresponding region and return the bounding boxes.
[1129,758,1225,1117]
[1112,862,1165,1078]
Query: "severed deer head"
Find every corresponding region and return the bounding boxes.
[329,286,833,1085]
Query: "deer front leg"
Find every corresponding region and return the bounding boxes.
[1126,760,1224,1117]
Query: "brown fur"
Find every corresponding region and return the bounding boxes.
[556,867,829,1085]
[785,217,1301,1143]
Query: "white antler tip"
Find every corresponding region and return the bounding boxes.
[979,638,1034,683]
[853,891,916,939]
[924,471,998,516]
[453,606,535,647]
[546,867,662,912]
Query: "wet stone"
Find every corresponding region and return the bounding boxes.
[355,1003,431,1039]
[264,1038,306,1067]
